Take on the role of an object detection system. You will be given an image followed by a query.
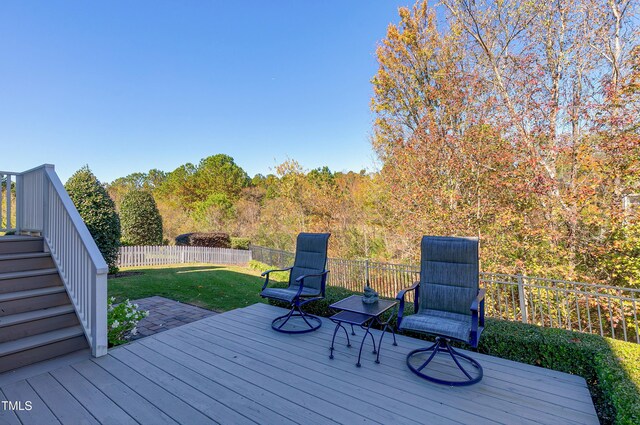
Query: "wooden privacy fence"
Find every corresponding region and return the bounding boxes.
[250,244,640,344]
[118,246,251,267]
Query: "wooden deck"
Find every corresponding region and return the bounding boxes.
[0,303,598,424]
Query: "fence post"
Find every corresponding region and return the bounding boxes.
[364,259,370,289]
[517,275,528,324]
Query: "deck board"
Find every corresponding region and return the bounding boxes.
[50,365,137,425]
[28,373,99,425]
[0,389,20,425]
[0,303,599,425]
[198,306,597,424]
[1,380,60,425]
[71,359,178,425]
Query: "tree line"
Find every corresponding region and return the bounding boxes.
[100,1,639,288]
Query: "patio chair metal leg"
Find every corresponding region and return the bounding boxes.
[416,340,441,372]
[275,306,295,330]
[350,324,356,336]
[448,345,482,381]
[296,305,315,328]
[271,303,322,334]
[406,337,483,386]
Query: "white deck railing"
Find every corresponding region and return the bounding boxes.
[1,165,108,357]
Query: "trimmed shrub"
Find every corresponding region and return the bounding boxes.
[175,232,231,248]
[478,319,640,425]
[120,190,163,246]
[65,166,121,274]
[231,237,250,250]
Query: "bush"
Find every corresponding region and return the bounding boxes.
[107,297,148,346]
[175,232,231,248]
[231,237,250,250]
[120,190,163,246]
[65,166,121,274]
[249,260,290,282]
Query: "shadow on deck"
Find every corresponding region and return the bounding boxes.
[0,303,598,424]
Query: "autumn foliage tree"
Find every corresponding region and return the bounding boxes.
[372,0,640,280]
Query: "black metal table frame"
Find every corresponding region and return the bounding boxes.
[328,296,398,367]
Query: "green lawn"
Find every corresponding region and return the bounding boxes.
[107,264,285,312]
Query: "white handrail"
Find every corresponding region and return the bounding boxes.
[7,165,108,357]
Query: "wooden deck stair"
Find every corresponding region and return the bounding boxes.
[0,237,88,373]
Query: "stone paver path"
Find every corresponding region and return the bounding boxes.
[130,296,217,340]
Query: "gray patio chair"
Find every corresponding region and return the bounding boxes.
[260,233,330,333]
[396,236,485,386]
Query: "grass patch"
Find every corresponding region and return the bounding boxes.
[108,264,286,312]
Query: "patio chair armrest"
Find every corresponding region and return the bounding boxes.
[294,270,330,297]
[396,281,420,328]
[470,288,486,346]
[470,288,486,312]
[396,281,420,301]
[261,267,293,290]
[260,267,293,277]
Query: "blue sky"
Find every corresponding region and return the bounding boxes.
[0,1,417,183]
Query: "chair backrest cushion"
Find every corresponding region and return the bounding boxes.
[289,233,330,291]
[419,236,479,316]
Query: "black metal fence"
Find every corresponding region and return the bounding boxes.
[250,244,640,343]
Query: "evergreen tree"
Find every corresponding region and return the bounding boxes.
[120,190,163,246]
[65,166,121,274]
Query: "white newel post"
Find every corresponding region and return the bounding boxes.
[92,263,108,357]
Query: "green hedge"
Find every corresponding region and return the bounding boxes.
[478,319,640,424]
[175,232,230,248]
[254,257,639,424]
[231,237,250,250]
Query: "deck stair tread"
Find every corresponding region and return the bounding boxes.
[0,305,75,328]
[0,286,66,303]
[0,252,49,261]
[0,236,43,241]
[0,268,58,281]
[0,326,84,357]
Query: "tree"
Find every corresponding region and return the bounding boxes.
[371,0,640,279]
[65,166,121,274]
[120,190,163,246]
[106,169,167,208]
[191,193,235,232]
[192,154,250,202]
